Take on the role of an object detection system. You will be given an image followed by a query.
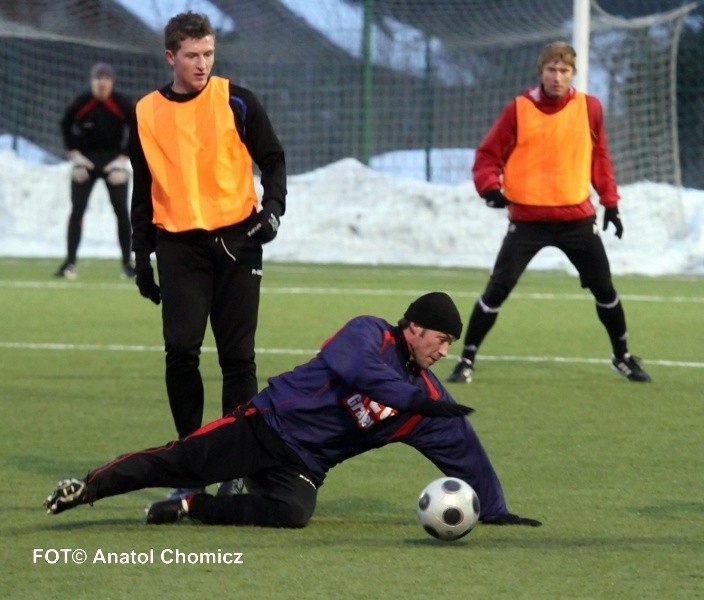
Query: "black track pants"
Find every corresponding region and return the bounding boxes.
[84,405,318,527]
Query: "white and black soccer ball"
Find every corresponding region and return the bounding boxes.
[417,477,480,541]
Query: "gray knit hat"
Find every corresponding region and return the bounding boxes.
[404,292,463,339]
[90,62,115,80]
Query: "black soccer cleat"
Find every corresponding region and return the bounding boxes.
[447,358,474,383]
[121,263,136,279]
[611,354,651,382]
[216,478,245,496]
[165,486,205,501]
[54,262,78,280]
[481,512,542,527]
[145,498,190,525]
[44,478,88,514]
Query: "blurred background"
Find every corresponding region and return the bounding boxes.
[0,1,702,273]
[1,0,702,186]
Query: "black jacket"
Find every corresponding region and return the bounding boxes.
[61,91,133,156]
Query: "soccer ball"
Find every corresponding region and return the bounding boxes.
[417,477,480,541]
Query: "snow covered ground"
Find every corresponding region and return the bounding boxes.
[0,151,702,276]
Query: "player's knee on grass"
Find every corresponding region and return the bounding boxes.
[188,493,314,528]
[275,499,314,529]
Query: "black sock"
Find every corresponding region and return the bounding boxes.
[596,299,628,358]
[461,300,499,361]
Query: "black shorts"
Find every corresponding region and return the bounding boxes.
[488,217,613,292]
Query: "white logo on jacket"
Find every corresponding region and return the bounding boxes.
[343,393,397,430]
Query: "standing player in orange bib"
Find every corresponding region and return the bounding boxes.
[129,11,287,498]
[447,41,650,384]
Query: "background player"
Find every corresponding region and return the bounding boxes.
[56,62,134,279]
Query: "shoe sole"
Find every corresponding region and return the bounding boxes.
[165,487,204,501]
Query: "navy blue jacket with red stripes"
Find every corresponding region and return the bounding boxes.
[252,315,508,517]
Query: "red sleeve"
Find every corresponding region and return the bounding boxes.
[586,95,620,207]
[472,100,517,197]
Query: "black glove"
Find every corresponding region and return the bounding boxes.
[134,252,161,305]
[481,513,542,527]
[246,200,283,244]
[484,189,509,209]
[412,397,474,418]
[602,206,624,239]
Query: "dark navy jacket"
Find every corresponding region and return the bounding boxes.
[253,315,508,517]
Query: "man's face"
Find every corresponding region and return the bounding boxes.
[166,35,215,94]
[540,59,574,99]
[406,324,454,370]
[91,76,113,101]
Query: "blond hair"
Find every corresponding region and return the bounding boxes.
[537,41,577,74]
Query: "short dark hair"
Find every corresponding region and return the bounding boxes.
[164,11,214,53]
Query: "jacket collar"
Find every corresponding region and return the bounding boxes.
[392,325,421,375]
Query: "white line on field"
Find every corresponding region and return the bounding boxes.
[258,288,704,304]
[0,341,701,369]
[1,280,702,304]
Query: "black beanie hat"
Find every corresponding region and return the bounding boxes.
[404,292,463,339]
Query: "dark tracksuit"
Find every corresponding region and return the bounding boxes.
[81,316,510,527]
[129,81,286,438]
[60,91,133,266]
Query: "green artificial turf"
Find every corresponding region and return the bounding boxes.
[1,258,702,599]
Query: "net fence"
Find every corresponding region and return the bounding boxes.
[0,0,702,264]
[0,1,701,180]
